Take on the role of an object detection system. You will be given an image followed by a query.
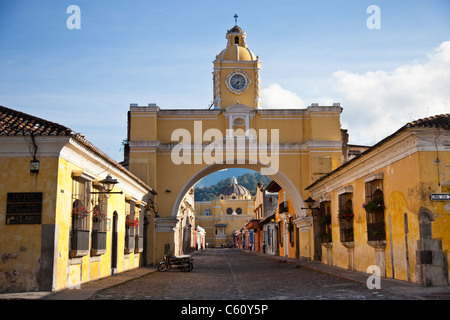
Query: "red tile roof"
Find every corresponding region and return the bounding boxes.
[0,105,154,193]
[0,105,74,136]
[406,113,449,129]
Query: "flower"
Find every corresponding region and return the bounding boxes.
[363,198,385,213]
[338,208,354,222]
[72,199,89,218]
[92,206,106,221]
[126,215,139,228]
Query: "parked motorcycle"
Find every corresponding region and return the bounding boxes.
[158,252,193,272]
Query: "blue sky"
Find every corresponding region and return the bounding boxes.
[1,0,449,161]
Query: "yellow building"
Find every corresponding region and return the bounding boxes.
[306,114,450,286]
[0,106,155,292]
[195,177,254,247]
[126,23,344,263]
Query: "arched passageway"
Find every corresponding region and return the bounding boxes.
[171,161,308,220]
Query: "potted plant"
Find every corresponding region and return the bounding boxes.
[92,206,106,222]
[72,200,89,218]
[363,198,385,214]
[126,215,139,228]
[338,208,354,222]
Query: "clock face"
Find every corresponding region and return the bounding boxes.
[229,74,246,90]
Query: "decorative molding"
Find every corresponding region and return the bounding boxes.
[294,216,313,231]
[363,173,384,183]
[337,185,354,195]
[71,170,96,182]
[155,217,178,232]
[128,140,342,154]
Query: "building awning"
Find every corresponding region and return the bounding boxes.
[245,219,260,230]
[258,214,275,226]
[266,180,281,193]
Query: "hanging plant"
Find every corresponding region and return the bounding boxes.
[92,206,106,222]
[126,215,139,228]
[338,208,354,222]
[362,198,385,214]
[72,200,89,218]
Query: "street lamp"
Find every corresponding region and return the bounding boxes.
[90,175,123,194]
[302,196,318,216]
[146,197,159,218]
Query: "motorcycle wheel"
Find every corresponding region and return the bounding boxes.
[180,261,192,272]
[158,262,170,272]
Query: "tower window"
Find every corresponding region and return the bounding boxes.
[235,36,239,45]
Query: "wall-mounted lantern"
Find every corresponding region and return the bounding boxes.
[302,196,319,216]
[90,175,123,195]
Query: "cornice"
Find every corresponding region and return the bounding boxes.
[128,140,342,152]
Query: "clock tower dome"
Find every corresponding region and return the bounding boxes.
[212,21,261,109]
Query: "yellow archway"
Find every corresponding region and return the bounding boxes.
[126,24,344,263]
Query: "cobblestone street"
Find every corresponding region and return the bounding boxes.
[90,249,411,300]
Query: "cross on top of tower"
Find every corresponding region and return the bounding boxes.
[234,14,238,26]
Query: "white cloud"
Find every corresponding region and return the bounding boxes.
[331,41,450,145]
[244,41,450,147]
[261,83,306,109]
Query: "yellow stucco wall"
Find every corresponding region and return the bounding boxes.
[312,131,450,284]
[0,156,58,292]
[56,157,144,289]
[0,151,147,292]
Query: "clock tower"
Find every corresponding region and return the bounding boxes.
[212,22,261,109]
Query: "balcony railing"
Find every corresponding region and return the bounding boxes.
[125,229,135,254]
[279,201,289,213]
[134,235,144,253]
[91,230,107,256]
[367,222,386,241]
[70,229,90,258]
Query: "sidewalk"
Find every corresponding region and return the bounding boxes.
[0,266,157,300]
[245,250,450,300]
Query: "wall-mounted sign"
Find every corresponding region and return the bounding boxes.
[6,192,42,225]
[430,193,450,201]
